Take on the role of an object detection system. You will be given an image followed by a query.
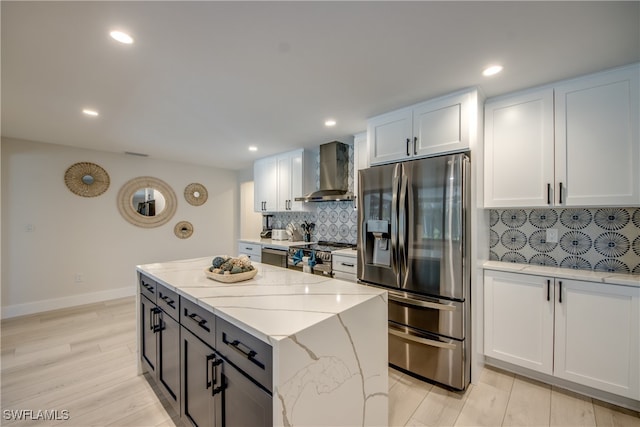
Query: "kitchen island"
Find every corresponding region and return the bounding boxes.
[137,257,388,426]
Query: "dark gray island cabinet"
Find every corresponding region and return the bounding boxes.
[137,257,388,426]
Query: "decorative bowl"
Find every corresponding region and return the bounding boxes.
[204,267,258,283]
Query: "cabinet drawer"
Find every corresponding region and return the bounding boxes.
[333,271,357,283]
[239,242,261,256]
[332,255,357,274]
[139,273,157,303]
[216,317,272,392]
[156,283,179,321]
[180,297,216,346]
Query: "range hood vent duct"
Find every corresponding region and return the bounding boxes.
[295,141,354,202]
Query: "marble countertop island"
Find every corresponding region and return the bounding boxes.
[137,257,388,426]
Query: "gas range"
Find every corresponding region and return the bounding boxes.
[287,241,356,276]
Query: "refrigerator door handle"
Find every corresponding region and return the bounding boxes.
[390,164,401,283]
[398,167,409,285]
[389,327,457,350]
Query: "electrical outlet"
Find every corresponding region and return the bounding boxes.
[546,228,558,243]
[74,273,84,283]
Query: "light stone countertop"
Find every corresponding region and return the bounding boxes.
[238,237,315,249]
[332,247,358,258]
[137,256,386,344]
[483,261,640,288]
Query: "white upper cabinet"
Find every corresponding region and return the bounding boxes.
[484,63,640,208]
[254,149,315,213]
[413,91,470,158]
[555,66,640,206]
[368,90,472,165]
[367,107,413,165]
[484,88,555,207]
[276,149,310,212]
[254,156,277,212]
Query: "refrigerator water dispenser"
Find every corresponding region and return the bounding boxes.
[366,220,390,266]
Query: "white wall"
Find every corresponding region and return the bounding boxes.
[237,167,262,239]
[1,137,239,318]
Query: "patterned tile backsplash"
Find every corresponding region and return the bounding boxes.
[490,207,640,274]
[271,143,358,244]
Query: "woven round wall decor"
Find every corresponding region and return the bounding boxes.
[184,183,208,206]
[64,162,110,197]
[174,221,194,239]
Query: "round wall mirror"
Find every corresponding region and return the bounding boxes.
[184,183,208,206]
[64,162,110,197]
[117,176,177,228]
[174,221,194,239]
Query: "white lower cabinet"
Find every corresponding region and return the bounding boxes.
[484,270,640,400]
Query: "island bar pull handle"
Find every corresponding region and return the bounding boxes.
[211,358,224,396]
[341,262,355,267]
[558,182,564,204]
[151,308,163,333]
[558,281,563,304]
[546,279,551,301]
[142,281,154,294]
[205,353,215,389]
[184,308,210,332]
[159,293,175,309]
[414,137,418,155]
[547,183,551,205]
[222,332,265,370]
[406,138,410,156]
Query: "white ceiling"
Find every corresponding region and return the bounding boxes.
[2,1,639,170]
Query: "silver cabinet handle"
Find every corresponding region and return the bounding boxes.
[388,293,456,311]
[389,328,457,350]
[340,262,355,267]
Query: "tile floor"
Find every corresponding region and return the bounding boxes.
[2,296,639,426]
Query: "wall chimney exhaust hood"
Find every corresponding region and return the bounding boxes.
[295,141,354,202]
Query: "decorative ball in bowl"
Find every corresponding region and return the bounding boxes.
[205,255,258,283]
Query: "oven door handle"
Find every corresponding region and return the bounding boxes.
[388,293,456,311]
[389,327,457,350]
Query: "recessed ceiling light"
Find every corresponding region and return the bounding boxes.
[482,65,503,77]
[110,30,134,44]
[248,146,258,152]
[82,109,99,117]
[324,119,337,127]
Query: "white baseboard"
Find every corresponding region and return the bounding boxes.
[1,287,135,319]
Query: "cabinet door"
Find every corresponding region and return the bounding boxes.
[218,360,272,427]
[181,327,216,427]
[278,150,305,212]
[254,157,277,212]
[368,107,412,165]
[554,279,640,400]
[555,65,640,206]
[158,312,180,413]
[484,271,554,374]
[413,91,469,158]
[140,295,158,374]
[276,153,292,211]
[484,88,555,207]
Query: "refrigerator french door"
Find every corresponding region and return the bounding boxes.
[357,153,470,390]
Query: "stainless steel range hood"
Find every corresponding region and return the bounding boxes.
[295,141,354,202]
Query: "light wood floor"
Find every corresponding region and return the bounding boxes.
[2,297,639,426]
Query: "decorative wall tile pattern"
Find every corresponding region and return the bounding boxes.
[490,207,640,274]
[271,144,357,244]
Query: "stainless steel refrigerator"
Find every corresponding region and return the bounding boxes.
[357,153,470,390]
